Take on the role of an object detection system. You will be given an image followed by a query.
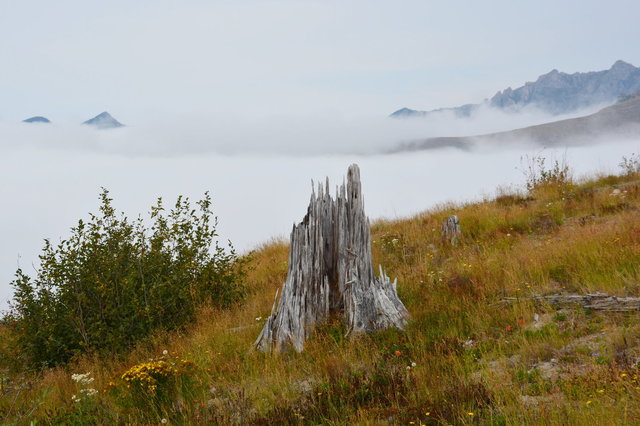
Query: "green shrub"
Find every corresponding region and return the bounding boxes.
[5,189,246,368]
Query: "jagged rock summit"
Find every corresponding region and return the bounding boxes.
[22,116,50,123]
[392,60,640,118]
[82,112,124,129]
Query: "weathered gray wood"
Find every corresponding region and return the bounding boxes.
[255,164,409,353]
[442,215,461,246]
[501,293,640,312]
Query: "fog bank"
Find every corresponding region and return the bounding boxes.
[0,105,605,157]
[1,137,639,310]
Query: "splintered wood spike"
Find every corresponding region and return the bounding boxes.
[255,164,410,353]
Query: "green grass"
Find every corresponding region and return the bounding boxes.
[2,168,640,425]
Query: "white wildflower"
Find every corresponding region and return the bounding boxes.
[80,388,98,397]
[162,350,169,356]
[71,372,94,386]
[161,419,168,424]
[411,362,417,367]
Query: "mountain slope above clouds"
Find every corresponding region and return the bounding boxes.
[391,60,640,119]
[394,94,640,152]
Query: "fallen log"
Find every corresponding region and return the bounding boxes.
[500,293,640,312]
[255,165,409,353]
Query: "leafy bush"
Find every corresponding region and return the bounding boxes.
[6,189,245,368]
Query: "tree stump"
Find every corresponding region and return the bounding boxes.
[442,215,461,246]
[255,164,409,353]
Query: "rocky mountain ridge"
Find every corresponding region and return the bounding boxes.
[391,60,640,119]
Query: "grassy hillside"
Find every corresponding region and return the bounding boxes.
[2,158,640,425]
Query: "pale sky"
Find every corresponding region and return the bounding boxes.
[2,0,640,123]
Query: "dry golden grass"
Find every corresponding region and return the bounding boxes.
[2,169,640,424]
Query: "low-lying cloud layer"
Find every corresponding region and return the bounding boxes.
[0,104,608,157]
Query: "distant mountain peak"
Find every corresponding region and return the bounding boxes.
[389,107,426,118]
[608,60,637,79]
[83,111,124,129]
[612,59,633,69]
[22,116,50,123]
